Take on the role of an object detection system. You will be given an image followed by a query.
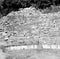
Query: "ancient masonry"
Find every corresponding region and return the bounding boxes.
[0,7,60,51]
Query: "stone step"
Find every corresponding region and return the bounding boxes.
[6,44,60,51]
[6,45,38,50]
[42,45,60,49]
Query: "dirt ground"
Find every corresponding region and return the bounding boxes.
[4,48,60,59]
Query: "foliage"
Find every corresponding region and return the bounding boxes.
[0,0,60,17]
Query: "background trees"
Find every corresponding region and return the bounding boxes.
[0,0,60,17]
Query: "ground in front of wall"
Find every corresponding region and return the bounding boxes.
[4,48,60,59]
